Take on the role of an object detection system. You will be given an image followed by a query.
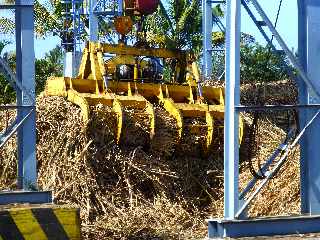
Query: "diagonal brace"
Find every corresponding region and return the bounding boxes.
[248,0,320,100]
[0,109,34,149]
[236,110,320,218]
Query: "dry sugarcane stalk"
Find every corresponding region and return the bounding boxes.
[0,78,301,238]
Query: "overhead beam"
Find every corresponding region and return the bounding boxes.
[97,43,187,59]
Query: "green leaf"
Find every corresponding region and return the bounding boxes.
[0,18,14,34]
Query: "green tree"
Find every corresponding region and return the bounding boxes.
[0,41,15,104]
[211,33,255,80]
[0,0,68,39]
[0,74,15,104]
[35,45,63,94]
[240,43,289,83]
[0,0,64,100]
[211,41,290,83]
[144,1,224,55]
[0,44,63,104]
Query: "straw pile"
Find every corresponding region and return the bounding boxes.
[0,79,301,238]
[121,107,150,148]
[237,79,300,217]
[241,79,298,105]
[238,114,300,217]
[0,109,17,189]
[39,96,213,238]
[150,105,179,157]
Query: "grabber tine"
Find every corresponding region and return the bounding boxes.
[161,98,183,141]
[157,85,183,141]
[145,101,155,139]
[118,94,155,140]
[112,99,123,144]
[205,112,214,152]
[67,89,90,124]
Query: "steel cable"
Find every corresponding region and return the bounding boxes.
[247,0,286,179]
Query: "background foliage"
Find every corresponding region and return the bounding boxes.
[211,41,290,83]
[240,43,289,83]
[0,1,291,104]
[0,44,63,104]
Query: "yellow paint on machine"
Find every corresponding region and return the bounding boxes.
[10,209,47,240]
[45,41,245,152]
[54,208,81,240]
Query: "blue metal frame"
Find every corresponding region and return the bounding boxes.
[208,215,320,238]
[15,0,37,190]
[202,0,228,79]
[298,0,320,215]
[89,0,99,41]
[61,0,85,77]
[62,0,124,76]
[0,0,52,204]
[0,191,52,205]
[297,0,309,215]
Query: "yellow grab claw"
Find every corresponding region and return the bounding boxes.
[44,42,244,153]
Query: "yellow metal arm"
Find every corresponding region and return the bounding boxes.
[46,41,244,153]
[90,42,188,60]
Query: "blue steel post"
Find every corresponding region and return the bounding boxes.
[298,0,320,215]
[64,52,75,77]
[202,0,212,78]
[297,0,308,214]
[118,0,123,15]
[224,0,240,219]
[15,0,37,190]
[89,0,98,41]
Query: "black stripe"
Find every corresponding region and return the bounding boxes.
[0,210,24,240]
[31,208,69,240]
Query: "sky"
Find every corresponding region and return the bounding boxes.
[241,0,297,51]
[1,0,298,58]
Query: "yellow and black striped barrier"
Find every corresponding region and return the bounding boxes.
[0,205,81,240]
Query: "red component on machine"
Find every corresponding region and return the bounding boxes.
[114,16,133,35]
[136,0,159,15]
[125,0,159,15]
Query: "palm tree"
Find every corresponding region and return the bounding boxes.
[144,0,202,51]
[144,1,224,56]
[0,0,66,39]
[0,40,15,104]
[43,45,63,75]
[35,45,64,93]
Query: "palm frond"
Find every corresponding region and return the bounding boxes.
[34,0,62,38]
[213,4,224,17]
[177,0,197,31]
[159,0,173,33]
[0,18,14,34]
[0,0,14,5]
